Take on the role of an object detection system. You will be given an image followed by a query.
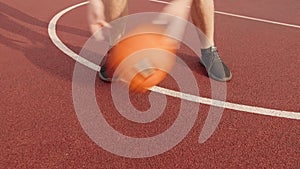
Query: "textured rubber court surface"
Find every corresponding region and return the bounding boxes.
[1,0,299,168]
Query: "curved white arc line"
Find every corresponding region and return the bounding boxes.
[149,0,300,29]
[48,1,300,120]
[48,1,100,72]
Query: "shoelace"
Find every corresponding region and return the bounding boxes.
[209,47,222,64]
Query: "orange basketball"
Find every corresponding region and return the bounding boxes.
[106,25,177,93]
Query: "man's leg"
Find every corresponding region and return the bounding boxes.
[191,0,232,82]
[102,0,128,44]
[88,0,128,82]
[102,0,128,21]
[191,0,214,46]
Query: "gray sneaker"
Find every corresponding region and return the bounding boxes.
[200,46,232,82]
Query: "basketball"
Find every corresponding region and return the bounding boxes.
[106,25,178,93]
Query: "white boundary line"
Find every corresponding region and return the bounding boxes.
[48,1,100,72]
[47,1,300,120]
[149,0,300,29]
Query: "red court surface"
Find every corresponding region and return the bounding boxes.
[1,0,299,168]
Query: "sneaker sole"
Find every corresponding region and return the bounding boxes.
[199,60,232,82]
